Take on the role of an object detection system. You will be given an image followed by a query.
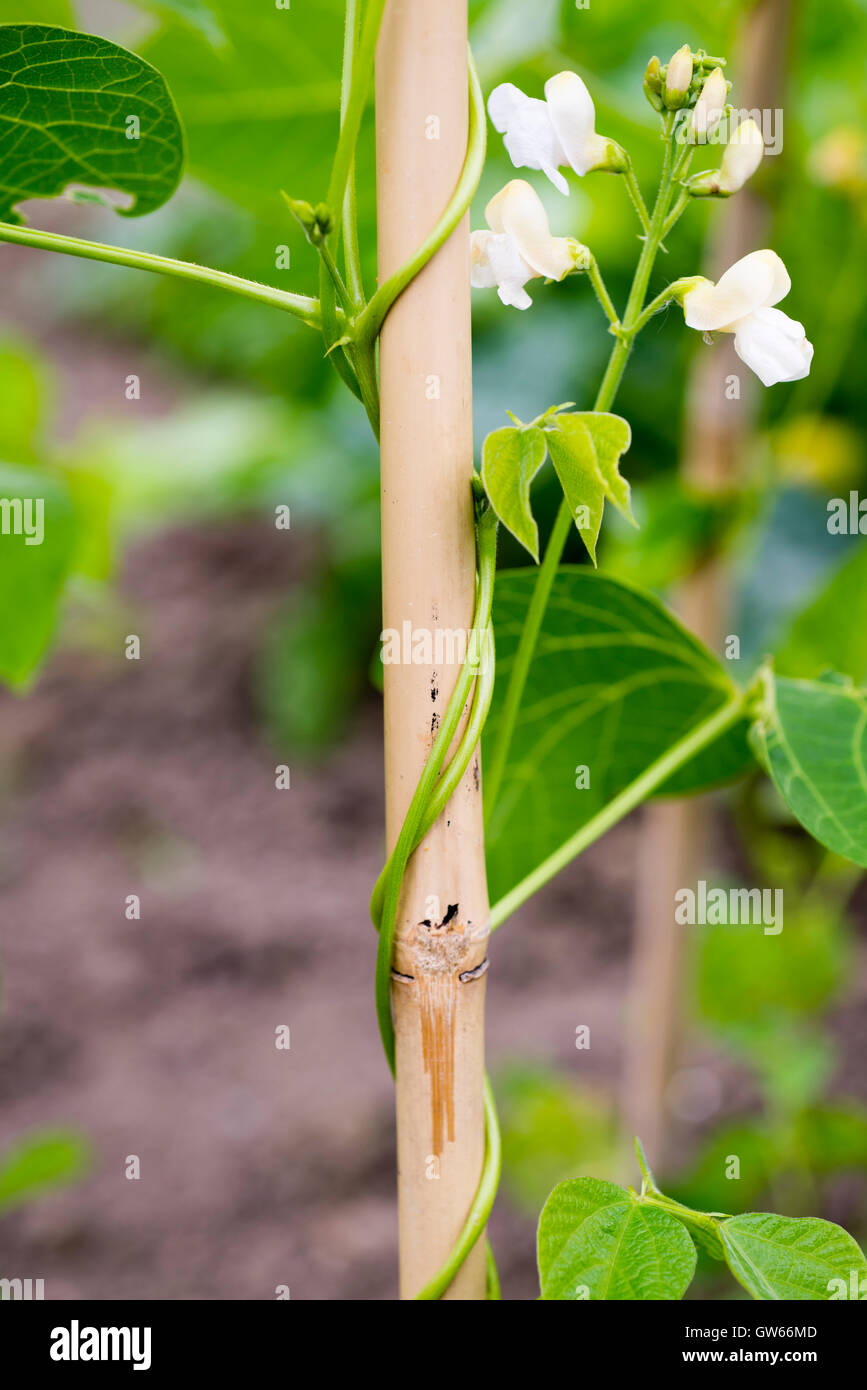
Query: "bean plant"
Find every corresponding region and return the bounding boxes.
[0,9,865,1300]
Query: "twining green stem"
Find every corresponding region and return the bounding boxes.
[415,1076,502,1300]
[0,221,322,326]
[586,254,621,329]
[355,49,487,351]
[340,0,365,309]
[489,692,746,931]
[326,0,387,243]
[484,116,680,817]
[369,626,495,930]
[319,0,386,432]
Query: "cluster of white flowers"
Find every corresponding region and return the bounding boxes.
[471,60,813,386]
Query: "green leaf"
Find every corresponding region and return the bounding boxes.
[750,669,867,868]
[0,1130,88,1213]
[140,0,350,242]
[538,1178,697,1300]
[481,426,547,561]
[0,461,75,688]
[484,568,749,904]
[720,1212,867,1300]
[544,415,606,563]
[776,541,867,685]
[573,411,634,523]
[0,23,184,224]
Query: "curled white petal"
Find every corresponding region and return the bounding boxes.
[484,234,536,309]
[732,307,814,386]
[484,179,576,282]
[543,71,607,177]
[487,83,569,195]
[719,118,764,191]
[684,249,790,331]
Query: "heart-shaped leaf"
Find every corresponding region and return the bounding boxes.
[484,567,749,905]
[720,1212,867,1300]
[538,1178,697,1300]
[750,669,867,868]
[0,23,184,224]
[544,416,606,563]
[481,425,547,561]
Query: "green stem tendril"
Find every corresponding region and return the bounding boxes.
[415,1076,502,1300]
[356,47,487,351]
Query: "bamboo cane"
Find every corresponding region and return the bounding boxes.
[376,0,488,1299]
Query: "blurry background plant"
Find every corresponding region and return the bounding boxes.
[0,0,864,1298]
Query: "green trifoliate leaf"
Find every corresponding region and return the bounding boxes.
[720,1212,867,1300]
[0,24,184,224]
[750,668,867,867]
[544,415,606,564]
[0,461,75,688]
[538,1178,697,1300]
[481,425,547,561]
[570,411,635,524]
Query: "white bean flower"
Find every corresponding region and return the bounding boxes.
[682,250,813,386]
[689,117,764,195]
[470,179,582,310]
[487,72,623,196]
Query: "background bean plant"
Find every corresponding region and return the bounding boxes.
[0,3,864,1300]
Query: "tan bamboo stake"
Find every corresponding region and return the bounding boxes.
[622,0,793,1170]
[376,0,488,1299]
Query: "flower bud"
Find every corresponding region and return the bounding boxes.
[718,118,764,191]
[283,194,332,245]
[692,67,727,142]
[643,56,664,111]
[686,118,764,196]
[664,45,693,109]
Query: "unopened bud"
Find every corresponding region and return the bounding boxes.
[643,56,664,111]
[664,45,693,109]
[692,67,728,142]
[282,193,333,245]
